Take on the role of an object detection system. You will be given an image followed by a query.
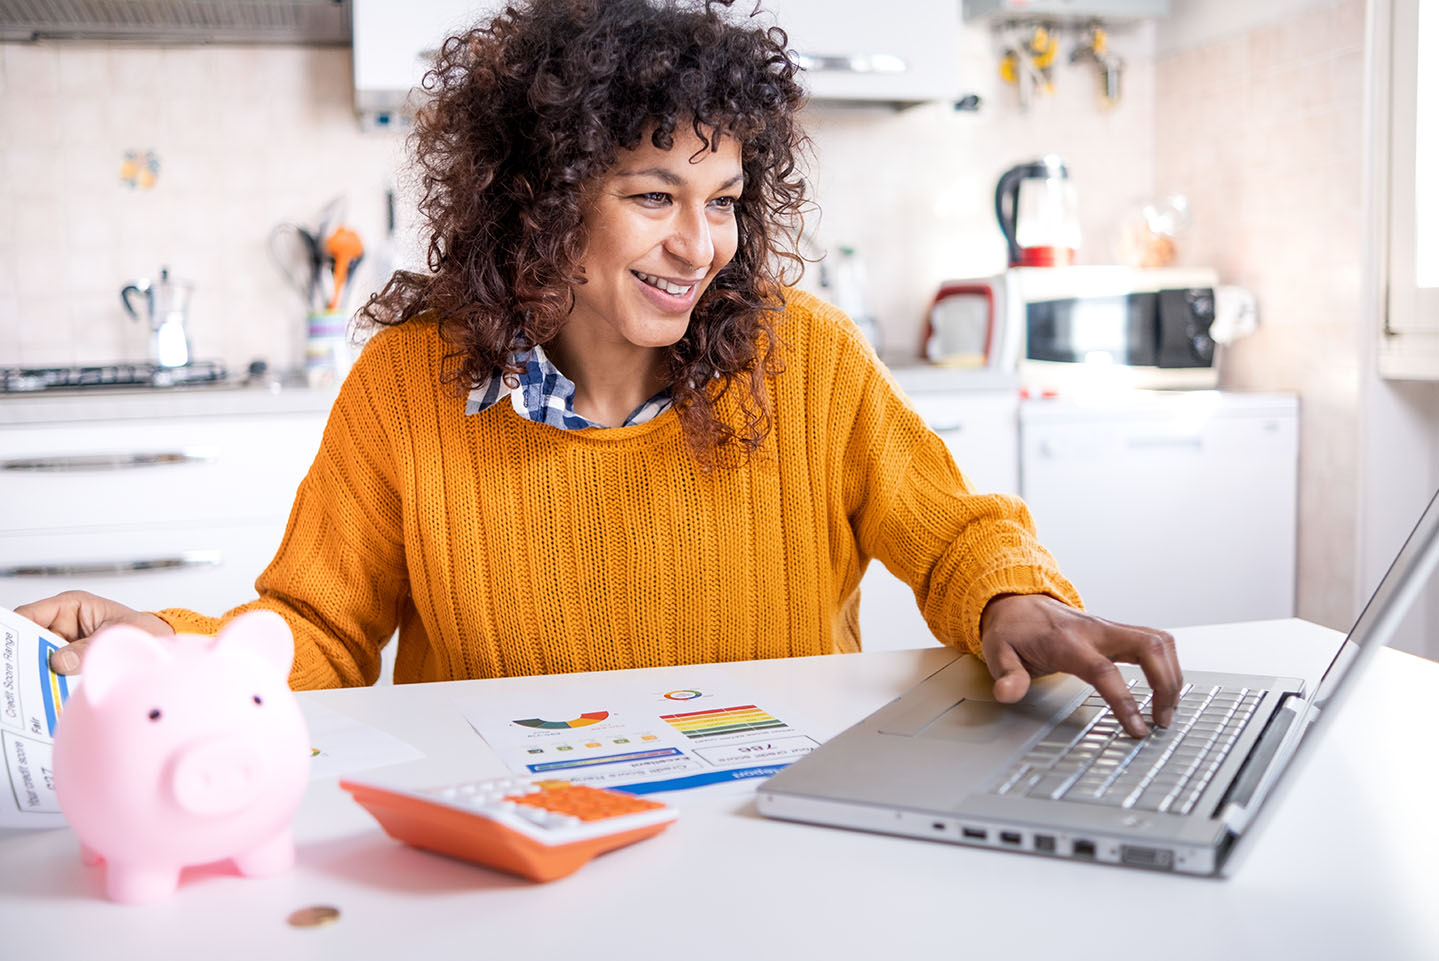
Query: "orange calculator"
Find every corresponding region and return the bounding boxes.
[339,776,677,882]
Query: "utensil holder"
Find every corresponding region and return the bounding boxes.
[305,312,353,389]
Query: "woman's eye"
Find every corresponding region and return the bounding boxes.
[634,192,671,206]
[710,196,739,212]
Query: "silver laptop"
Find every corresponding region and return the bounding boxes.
[757,488,1439,876]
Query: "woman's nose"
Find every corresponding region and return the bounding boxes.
[666,204,714,270]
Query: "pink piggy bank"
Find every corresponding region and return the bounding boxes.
[52,610,310,904]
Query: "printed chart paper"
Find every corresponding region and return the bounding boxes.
[454,670,819,794]
[0,606,71,828]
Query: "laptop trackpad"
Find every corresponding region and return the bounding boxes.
[875,655,1086,743]
[918,698,1046,742]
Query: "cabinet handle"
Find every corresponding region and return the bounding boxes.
[0,551,222,578]
[1125,436,1204,450]
[794,53,908,74]
[1,449,217,472]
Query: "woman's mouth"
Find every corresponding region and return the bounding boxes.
[632,270,697,298]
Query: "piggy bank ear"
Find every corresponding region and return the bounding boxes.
[214,610,295,680]
[81,625,174,707]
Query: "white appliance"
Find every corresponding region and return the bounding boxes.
[995,155,1082,268]
[930,266,1224,392]
[962,0,1170,22]
[352,0,965,122]
[1019,391,1298,629]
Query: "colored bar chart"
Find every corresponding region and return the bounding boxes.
[659,704,788,739]
[37,637,71,737]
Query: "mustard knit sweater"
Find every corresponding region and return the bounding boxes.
[157,291,1080,689]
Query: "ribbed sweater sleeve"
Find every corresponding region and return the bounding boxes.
[805,295,1083,656]
[154,328,409,688]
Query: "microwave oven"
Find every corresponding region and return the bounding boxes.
[926,266,1221,390]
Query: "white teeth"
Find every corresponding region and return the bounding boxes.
[634,271,695,296]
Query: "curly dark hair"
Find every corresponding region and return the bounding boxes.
[360,0,810,461]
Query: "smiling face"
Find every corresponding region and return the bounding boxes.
[563,127,744,359]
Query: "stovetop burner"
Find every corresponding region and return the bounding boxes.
[0,361,229,393]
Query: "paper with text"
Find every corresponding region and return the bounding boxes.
[0,606,72,829]
[453,671,819,795]
[301,699,425,778]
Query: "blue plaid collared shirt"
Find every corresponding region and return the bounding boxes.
[464,343,673,429]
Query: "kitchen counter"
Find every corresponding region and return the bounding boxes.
[0,382,340,425]
[0,363,1019,427]
[884,361,1022,394]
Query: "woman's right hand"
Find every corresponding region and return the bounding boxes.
[16,590,174,675]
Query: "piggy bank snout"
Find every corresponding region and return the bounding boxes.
[169,738,268,816]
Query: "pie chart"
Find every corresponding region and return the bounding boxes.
[512,711,610,730]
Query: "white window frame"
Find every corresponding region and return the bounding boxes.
[1382,0,1439,378]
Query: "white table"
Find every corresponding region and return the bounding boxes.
[2,620,1436,961]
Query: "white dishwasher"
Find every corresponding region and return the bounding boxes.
[1019,391,1298,629]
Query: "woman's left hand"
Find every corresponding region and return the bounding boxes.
[978,593,1182,738]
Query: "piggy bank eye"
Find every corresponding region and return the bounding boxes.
[148,709,162,722]
[252,695,263,706]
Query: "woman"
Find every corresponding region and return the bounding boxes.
[21,0,1179,737]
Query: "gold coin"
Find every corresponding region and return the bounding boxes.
[287,905,341,928]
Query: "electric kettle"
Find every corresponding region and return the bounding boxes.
[121,267,193,368]
[994,155,1081,268]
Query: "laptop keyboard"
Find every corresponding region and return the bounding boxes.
[992,681,1265,815]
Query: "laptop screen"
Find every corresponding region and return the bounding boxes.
[1310,487,1439,718]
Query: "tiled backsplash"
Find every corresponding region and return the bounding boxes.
[0,24,1157,372]
[0,43,408,373]
[1155,0,1365,631]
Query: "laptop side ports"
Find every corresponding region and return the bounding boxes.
[1120,845,1175,870]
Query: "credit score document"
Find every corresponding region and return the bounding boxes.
[454,667,821,795]
[0,605,71,828]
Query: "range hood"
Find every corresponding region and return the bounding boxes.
[351,0,970,122]
[962,0,1170,24]
[0,0,351,45]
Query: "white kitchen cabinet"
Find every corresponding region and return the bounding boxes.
[0,397,331,617]
[0,525,296,616]
[352,0,508,115]
[352,0,964,117]
[1018,392,1298,629]
[855,385,1300,652]
[763,0,964,104]
[856,372,1020,652]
